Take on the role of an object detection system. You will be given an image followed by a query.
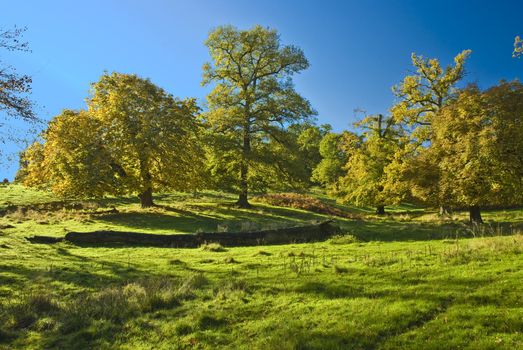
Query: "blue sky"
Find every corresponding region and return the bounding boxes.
[1,0,521,179]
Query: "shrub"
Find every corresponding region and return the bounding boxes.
[253,193,360,219]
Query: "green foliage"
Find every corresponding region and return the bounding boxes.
[203,25,316,205]
[514,36,523,58]
[387,50,472,208]
[391,49,471,136]
[294,123,331,185]
[338,114,405,212]
[19,73,204,206]
[312,131,353,192]
[431,82,523,211]
[4,23,523,350]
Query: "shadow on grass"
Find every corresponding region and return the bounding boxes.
[81,200,523,243]
[0,261,191,349]
[339,221,464,242]
[94,203,326,234]
[95,211,221,233]
[92,210,442,242]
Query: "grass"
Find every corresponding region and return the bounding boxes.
[0,184,523,349]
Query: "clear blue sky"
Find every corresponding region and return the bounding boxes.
[1,0,521,179]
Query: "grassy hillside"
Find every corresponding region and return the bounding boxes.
[1,184,522,349]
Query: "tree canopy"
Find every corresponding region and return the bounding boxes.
[203,25,315,207]
[14,24,523,223]
[338,114,404,214]
[388,50,471,213]
[312,131,354,194]
[19,72,204,207]
[514,36,523,58]
[430,82,523,223]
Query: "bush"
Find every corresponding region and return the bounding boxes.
[253,193,360,219]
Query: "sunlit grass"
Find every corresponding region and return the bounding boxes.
[0,185,522,349]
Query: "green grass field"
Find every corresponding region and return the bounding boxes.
[1,184,523,349]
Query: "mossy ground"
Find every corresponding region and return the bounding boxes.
[1,184,522,349]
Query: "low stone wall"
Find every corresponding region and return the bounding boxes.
[27,220,340,247]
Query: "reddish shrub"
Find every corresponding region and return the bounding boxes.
[253,193,360,219]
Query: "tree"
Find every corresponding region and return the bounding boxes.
[202,25,315,207]
[312,131,354,193]
[0,26,34,123]
[15,141,45,185]
[20,72,204,207]
[431,82,523,223]
[389,50,471,214]
[338,114,404,215]
[295,124,331,185]
[20,109,119,197]
[514,36,523,58]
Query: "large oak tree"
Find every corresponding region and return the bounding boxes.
[431,82,523,223]
[389,50,471,214]
[202,25,315,207]
[338,114,404,215]
[20,73,204,207]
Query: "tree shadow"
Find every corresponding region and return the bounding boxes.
[95,211,221,233]
[93,203,326,234]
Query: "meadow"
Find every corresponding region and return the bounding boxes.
[1,184,523,349]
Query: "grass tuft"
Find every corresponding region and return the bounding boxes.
[224,256,239,264]
[254,250,272,256]
[333,265,349,274]
[200,242,227,252]
[329,233,360,244]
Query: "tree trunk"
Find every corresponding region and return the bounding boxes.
[138,158,154,208]
[439,205,451,216]
[139,187,154,208]
[469,206,483,224]
[237,190,250,208]
[376,205,385,215]
[236,120,251,209]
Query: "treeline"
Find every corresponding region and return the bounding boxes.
[16,25,523,223]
